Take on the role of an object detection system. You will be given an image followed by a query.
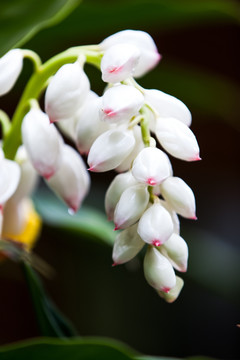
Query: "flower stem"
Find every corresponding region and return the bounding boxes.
[140,106,151,147]
[3,45,101,160]
[0,110,11,137]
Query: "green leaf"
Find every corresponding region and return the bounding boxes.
[22,262,77,337]
[0,0,81,56]
[33,189,115,247]
[0,337,136,360]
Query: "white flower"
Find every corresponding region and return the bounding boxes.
[144,246,176,292]
[155,117,200,161]
[131,147,172,186]
[46,145,90,213]
[160,176,196,219]
[157,276,184,303]
[101,43,140,83]
[0,156,20,207]
[100,84,144,124]
[76,95,109,154]
[100,30,161,77]
[145,89,192,127]
[114,184,149,230]
[87,128,136,172]
[105,171,138,221]
[137,203,173,246]
[159,199,180,235]
[112,223,145,265]
[0,49,23,96]
[45,62,90,123]
[159,233,188,272]
[115,125,145,173]
[22,108,63,179]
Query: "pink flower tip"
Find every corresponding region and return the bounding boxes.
[112,262,118,267]
[147,178,157,186]
[0,204,3,214]
[103,108,116,117]
[87,165,96,172]
[152,240,162,247]
[114,225,119,231]
[162,287,171,294]
[107,65,123,74]
[190,215,198,220]
[43,171,55,180]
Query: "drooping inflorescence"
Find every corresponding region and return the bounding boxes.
[0,30,200,302]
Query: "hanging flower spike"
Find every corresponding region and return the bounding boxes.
[160,176,196,219]
[22,108,63,179]
[101,43,140,83]
[145,89,192,127]
[144,246,176,293]
[100,84,144,124]
[105,171,138,221]
[155,117,200,161]
[131,147,172,186]
[137,203,174,246]
[112,223,145,266]
[46,144,90,213]
[113,184,149,230]
[87,128,136,172]
[0,49,23,96]
[45,61,90,123]
[100,29,161,77]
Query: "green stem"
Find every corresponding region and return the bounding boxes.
[22,49,42,71]
[140,106,151,147]
[0,110,11,137]
[3,45,102,160]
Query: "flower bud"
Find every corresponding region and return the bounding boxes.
[112,223,145,265]
[105,171,138,221]
[132,147,172,186]
[88,128,135,172]
[155,117,200,161]
[22,108,63,179]
[137,203,173,246]
[46,145,90,213]
[12,146,38,202]
[0,158,20,206]
[100,84,144,124]
[45,62,90,123]
[114,184,149,230]
[159,199,180,235]
[101,43,140,83]
[76,96,109,154]
[157,276,184,303]
[160,177,196,219]
[145,89,192,127]
[116,125,144,173]
[0,49,23,96]
[144,246,176,292]
[100,30,161,77]
[159,233,188,272]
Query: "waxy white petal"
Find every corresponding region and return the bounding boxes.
[45,62,90,123]
[155,117,200,161]
[145,89,192,127]
[0,49,23,96]
[105,171,138,221]
[88,128,135,172]
[137,203,174,246]
[144,246,176,292]
[100,30,161,77]
[159,199,180,235]
[157,276,184,303]
[132,147,172,186]
[112,223,145,265]
[22,108,63,179]
[100,84,144,124]
[160,176,196,219]
[46,145,90,213]
[0,159,20,205]
[159,233,188,272]
[114,184,149,230]
[76,96,109,154]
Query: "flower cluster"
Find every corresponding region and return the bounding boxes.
[0,30,200,302]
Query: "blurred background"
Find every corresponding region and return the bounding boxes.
[0,0,239,359]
